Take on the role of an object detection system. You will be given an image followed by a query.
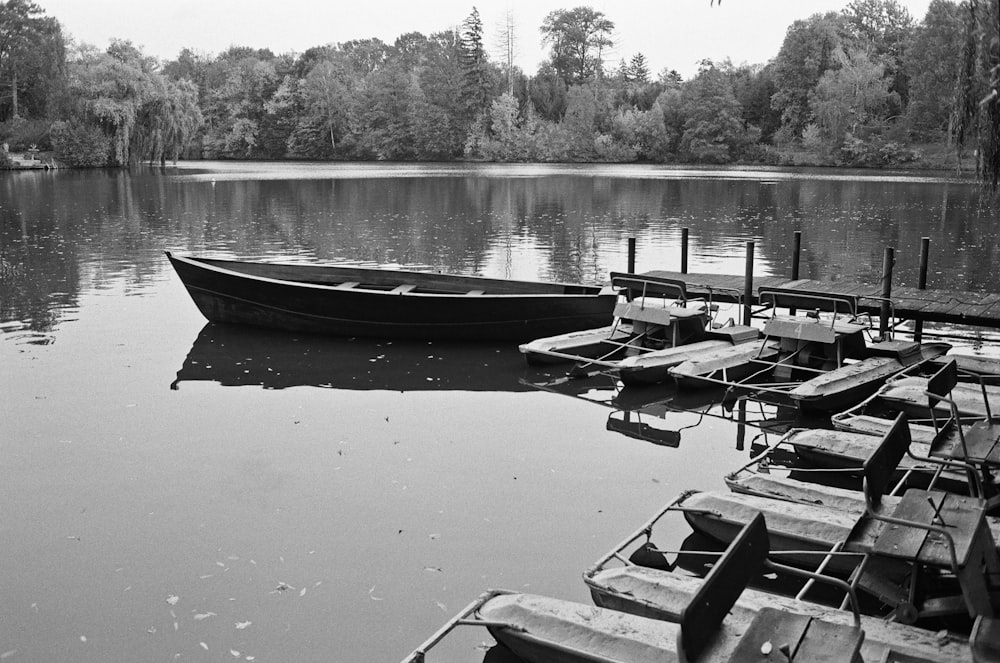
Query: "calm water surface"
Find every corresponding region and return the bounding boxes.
[0,162,992,662]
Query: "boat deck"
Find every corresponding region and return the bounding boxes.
[641,270,1000,328]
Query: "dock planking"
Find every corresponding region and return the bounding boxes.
[640,270,1000,329]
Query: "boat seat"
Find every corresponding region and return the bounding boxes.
[391,284,417,294]
[465,289,485,296]
[925,358,1000,502]
[678,512,864,663]
[862,413,1000,620]
[335,281,359,289]
[610,272,688,302]
[614,300,702,327]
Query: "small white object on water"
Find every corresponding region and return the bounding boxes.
[760,641,773,656]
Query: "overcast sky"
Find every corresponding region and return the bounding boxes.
[33,0,935,79]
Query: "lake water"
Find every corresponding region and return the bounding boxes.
[0,162,992,662]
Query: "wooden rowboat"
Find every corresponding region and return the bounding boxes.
[166,252,617,341]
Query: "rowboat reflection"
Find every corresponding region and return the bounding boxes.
[171,322,534,392]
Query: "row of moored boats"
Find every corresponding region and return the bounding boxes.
[403,273,1000,663]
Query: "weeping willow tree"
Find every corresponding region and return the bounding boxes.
[955,0,1000,193]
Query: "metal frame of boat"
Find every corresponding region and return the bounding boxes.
[166,252,618,341]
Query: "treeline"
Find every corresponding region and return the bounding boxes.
[0,0,996,170]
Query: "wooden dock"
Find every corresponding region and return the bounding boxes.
[641,270,1000,329]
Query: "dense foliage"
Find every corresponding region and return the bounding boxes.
[0,0,994,174]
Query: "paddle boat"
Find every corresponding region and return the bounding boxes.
[586,512,994,663]
[402,514,869,663]
[519,272,758,377]
[678,415,1000,623]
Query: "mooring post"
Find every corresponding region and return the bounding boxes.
[681,228,689,274]
[914,237,930,343]
[736,399,747,452]
[790,230,802,315]
[744,241,755,326]
[627,237,636,273]
[880,247,895,339]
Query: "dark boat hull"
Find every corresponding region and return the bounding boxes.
[167,253,616,341]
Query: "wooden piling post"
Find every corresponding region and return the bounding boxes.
[736,399,746,452]
[790,230,802,315]
[880,247,894,339]
[915,237,930,343]
[627,237,636,273]
[681,228,689,274]
[743,241,755,326]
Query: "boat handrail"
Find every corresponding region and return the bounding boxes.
[758,287,859,318]
[610,271,689,305]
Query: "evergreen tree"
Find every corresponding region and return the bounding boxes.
[0,0,65,121]
[626,53,650,83]
[459,7,490,119]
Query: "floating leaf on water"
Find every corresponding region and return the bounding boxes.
[235,621,252,630]
[194,612,217,621]
[230,650,240,658]
[166,595,179,606]
[147,627,156,634]
[424,566,442,573]
[79,636,87,643]
[436,601,447,612]
[199,642,208,651]
[299,587,307,597]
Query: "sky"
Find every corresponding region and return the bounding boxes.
[32,0,935,79]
